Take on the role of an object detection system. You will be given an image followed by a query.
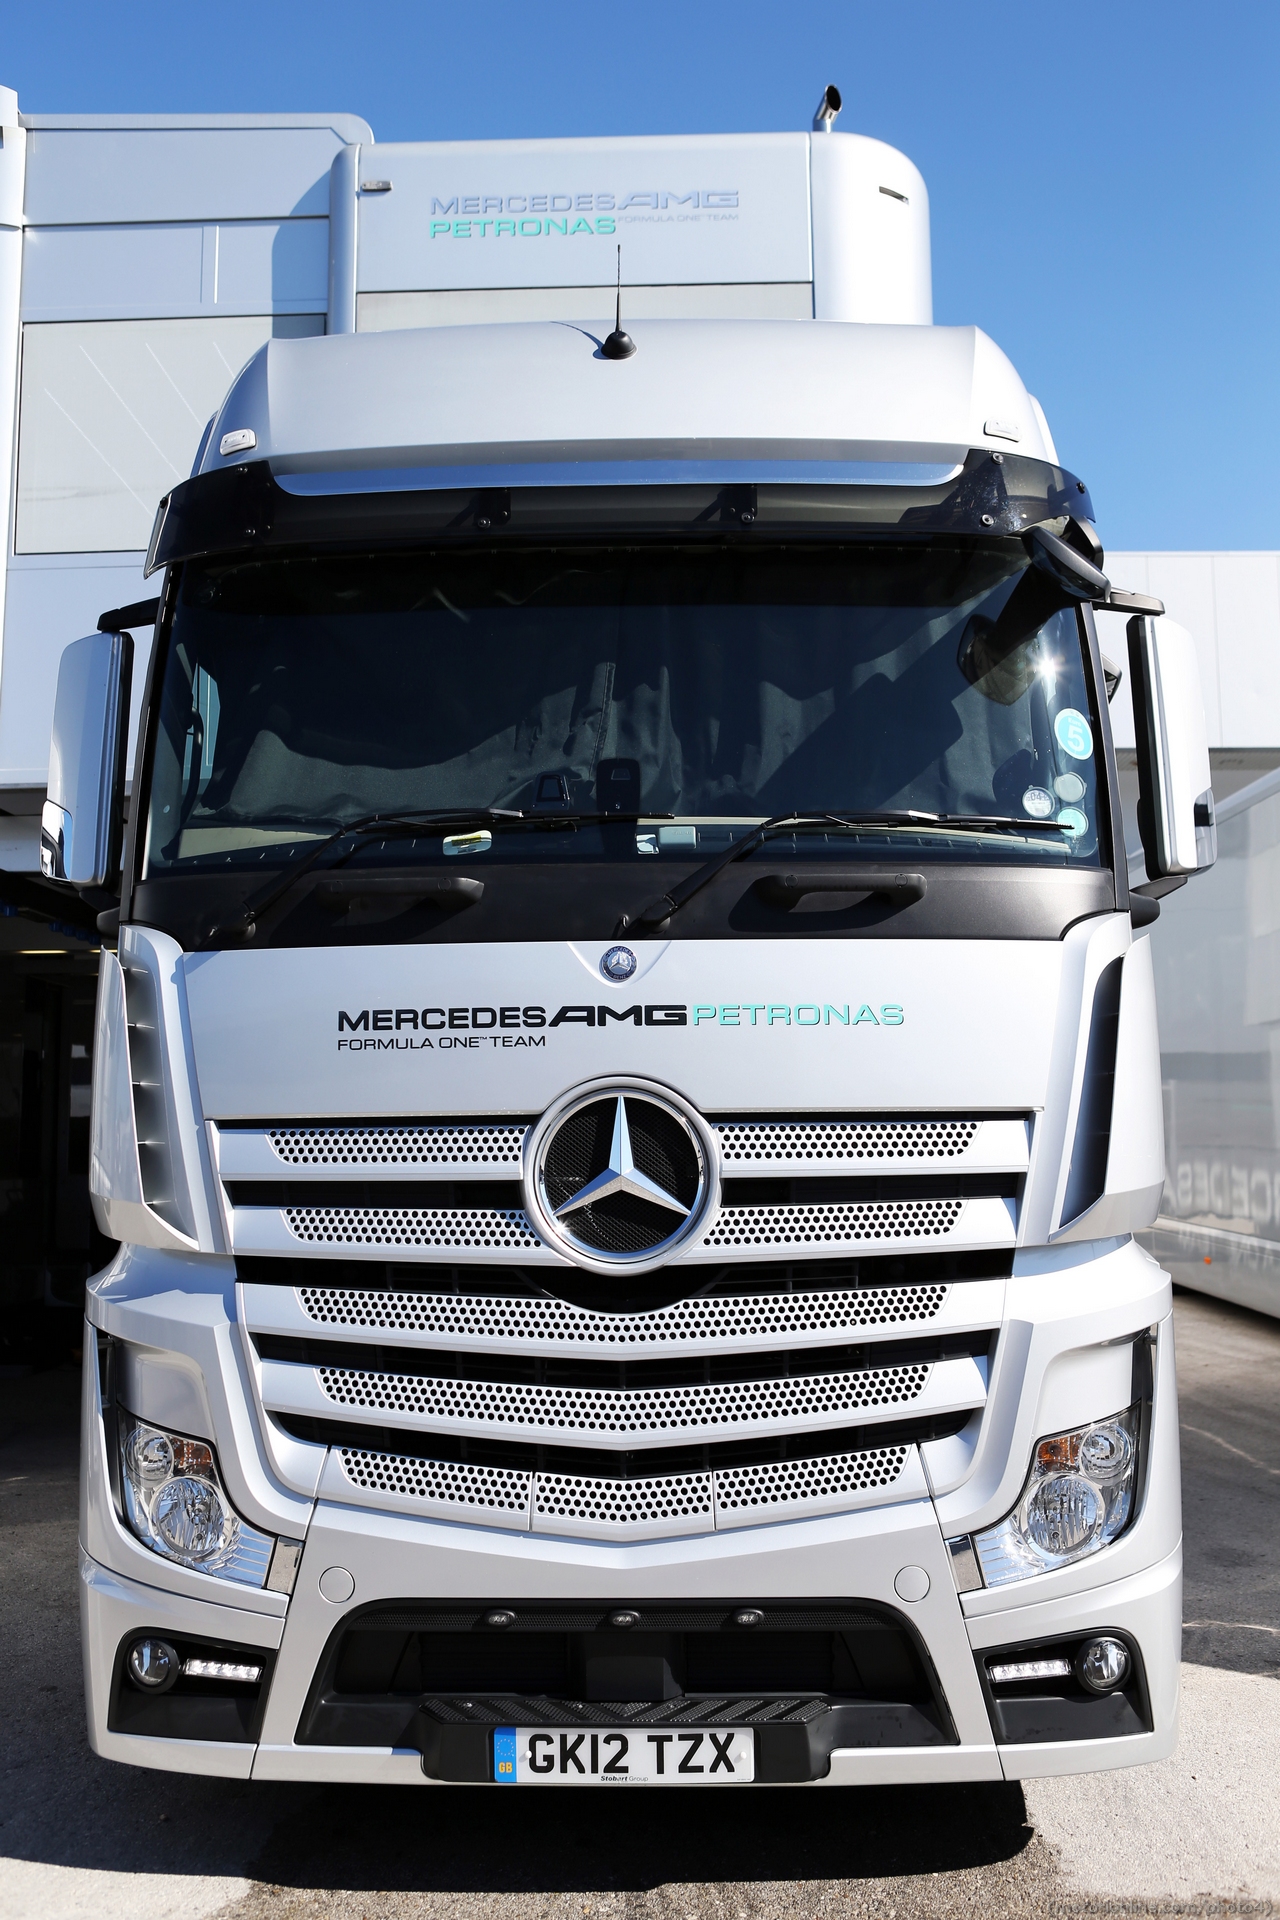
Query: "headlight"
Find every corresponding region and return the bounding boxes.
[118,1410,299,1590]
[970,1405,1139,1588]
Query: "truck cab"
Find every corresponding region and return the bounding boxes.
[43,131,1214,1790]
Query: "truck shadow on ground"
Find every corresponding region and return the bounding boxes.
[236,1777,1035,1896]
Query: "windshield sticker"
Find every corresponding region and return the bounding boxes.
[1053,709,1094,760]
[1053,772,1087,802]
[1021,786,1055,819]
[1056,808,1088,836]
[334,1000,905,1052]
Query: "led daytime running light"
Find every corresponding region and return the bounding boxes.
[182,1657,264,1683]
[988,1657,1072,1684]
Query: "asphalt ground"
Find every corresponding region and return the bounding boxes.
[2,1287,1278,1920]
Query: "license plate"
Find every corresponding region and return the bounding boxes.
[493,1725,756,1784]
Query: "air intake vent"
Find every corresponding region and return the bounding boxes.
[314,1358,932,1443]
[714,1119,979,1164]
[328,1439,918,1539]
[269,1123,527,1170]
[703,1198,965,1248]
[338,1448,531,1520]
[294,1281,951,1349]
[713,1444,910,1521]
[532,1470,714,1533]
[122,964,188,1235]
[1061,957,1125,1225]
[285,1206,540,1252]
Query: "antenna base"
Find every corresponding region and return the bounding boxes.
[601,328,636,360]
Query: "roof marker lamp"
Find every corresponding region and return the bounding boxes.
[118,1411,299,1591]
[971,1405,1139,1588]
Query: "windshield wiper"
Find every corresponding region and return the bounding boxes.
[197,807,523,947]
[617,812,934,933]
[929,814,1074,833]
[617,809,1072,933]
[525,811,676,826]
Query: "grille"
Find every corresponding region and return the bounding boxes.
[714,1119,979,1164]
[714,1445,910,1517]
[268,1123,527,1169]
[532,1471,714,1527]
[284,1206,540,1251]
[294,1282,951,1348]
[703,1199,965,1248]
[315,1360,931,1439]
[338,1448,531,1518]
[331,1441,913,1537]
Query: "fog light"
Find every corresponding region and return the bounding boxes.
[127,1637,179,1691]
[1076,1635,1131,1694]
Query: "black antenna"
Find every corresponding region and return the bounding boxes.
[601,245,636,360]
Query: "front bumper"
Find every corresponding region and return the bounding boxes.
[81,1495,1181,1785]
[81,1236,1183,1784]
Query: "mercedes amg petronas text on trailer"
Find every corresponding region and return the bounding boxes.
[44,97,1216,1790]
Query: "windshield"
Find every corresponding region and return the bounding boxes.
[143,542,1105,876]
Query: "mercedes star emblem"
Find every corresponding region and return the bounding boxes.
[553,1094,691,1223]
[600,944,638,982]
[524,1080,717,1274]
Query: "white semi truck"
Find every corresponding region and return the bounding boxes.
[40,101,1216,1789]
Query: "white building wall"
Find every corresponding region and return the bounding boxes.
[1099,552,1280,753]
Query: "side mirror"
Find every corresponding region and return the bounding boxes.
[40,630,134,888]
[1126,615,1215,881]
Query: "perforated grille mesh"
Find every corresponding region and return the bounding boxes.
[338,1448,531,1515]
[533,1471,713,1526]
[704,1199,965,1248]
[267,1124,526,1168]
[284,1206,539,1250]
[714,1119,980,1164]
[294,1282,950,1348]
[714,1445,910,1514]
[331,1443,913,1536]
[315,1361,932,1437]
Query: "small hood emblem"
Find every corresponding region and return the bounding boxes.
[600,944,637,982]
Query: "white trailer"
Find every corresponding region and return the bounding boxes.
[17,85,1220,1789]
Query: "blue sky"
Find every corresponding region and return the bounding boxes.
[7,1,1277,550]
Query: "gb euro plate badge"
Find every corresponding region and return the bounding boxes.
[494,1725,756,1784]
